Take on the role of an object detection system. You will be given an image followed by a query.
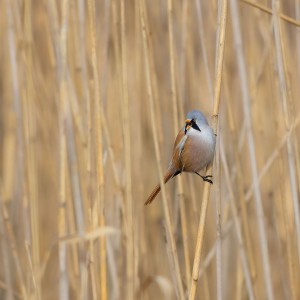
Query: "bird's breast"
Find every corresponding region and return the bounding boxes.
[181,127,215,172]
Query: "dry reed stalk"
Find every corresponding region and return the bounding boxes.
[230,0,274,298]
[1,200,28,300]
[240,0,300,27]
[215,3,223,299]
[235,256,243,300]
[58,1,69,299]
[22,0,41,298]
[202,272,210,300]
[273,20,300,300]
[272,0,300,269]
[219,140,255,299]
[87,0,107,298]
[0,191,13,300]
[240,109,299,212]
[168,0,179,133]
[101,110,121,187]
[277,156,298,299]
[139,0,185,298]
[4,0,33,298]
[198,219,232,278]
[51,0,88,297]
[188,1,227,299]
[297,0,300,73]
[224,76,257,288]
[198,108,300,287]
[144,4,164,148]
[194,4,225,296]
[200,111,300,279]
[245,112,300,200]
[45,4,82,291]
[120,0,135,298]
[168,0,191,287]
[111,1,124,191]
[178,0,189,113]
[0,281,21,300]
[110,9,127,296]
[195,0,214,101]
[75,3,98,296]
[178,189,191,285]
[194,3,223,295]
[215,136,222,300]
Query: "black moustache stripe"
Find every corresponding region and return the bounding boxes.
[191,119,201,132]
[184,119,201,134]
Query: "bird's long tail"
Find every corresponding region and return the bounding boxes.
[145,169,179,205]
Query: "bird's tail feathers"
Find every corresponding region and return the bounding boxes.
[145,169,177,205]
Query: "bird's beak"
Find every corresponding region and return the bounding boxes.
[185,119,191,133]
[185,119,191,128]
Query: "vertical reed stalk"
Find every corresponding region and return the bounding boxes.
[139,0,185,298]
[58,1,69,299]
[220,141,254,299]
[0,188,13,300]
[224,74,257,291]
[272,0,300,268]
[168,0,191,287]
[120,0,135,298]
[230,0,274,298]
[188,1,227,299]
[23,0,41,298]
[87,0,107,298]
[1,199,28,300]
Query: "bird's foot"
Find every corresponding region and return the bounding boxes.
[195,172,213,184]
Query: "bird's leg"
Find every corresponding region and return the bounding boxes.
[195,172,213,184]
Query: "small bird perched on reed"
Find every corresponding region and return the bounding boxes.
[145,110,216,205]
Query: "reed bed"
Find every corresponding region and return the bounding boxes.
[0,0,300,299]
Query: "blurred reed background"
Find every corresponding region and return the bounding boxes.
[1,0,300,299]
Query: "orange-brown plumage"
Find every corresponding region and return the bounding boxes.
[145,110,216,205]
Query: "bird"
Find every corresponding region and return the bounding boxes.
[145,110,216,205]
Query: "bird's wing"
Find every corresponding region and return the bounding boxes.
[171,129,188,171]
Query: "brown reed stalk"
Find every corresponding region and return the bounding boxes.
[22,0,41,298]
[4,0,33,297]
[235,256,242,300]
[224,74,257,289]
[178,0,189,114]
[215,131,222,300]
[230,0,274,298]
[194,4,225,296]
[120,0,135,298]
[139,0,185,298]
[272,0,300,269]
[220,140,255,299]
[1,198,28,300]
[0,189,13,300]
[57,1,71,299]
[73,2,97,295]
[168,0,191,287]
[195,0,214,101]
[215,3,223,299]
[240,0,300,27]
[52,0,88,297]
[188,1,228,299]
[196,113,300,287]
[87,0,108,298]
[278,155,298,299]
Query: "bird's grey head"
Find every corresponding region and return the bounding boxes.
[184,110,210,134]
[186,110,209,125]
